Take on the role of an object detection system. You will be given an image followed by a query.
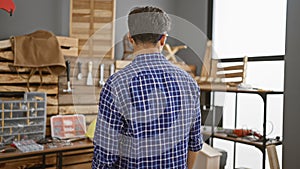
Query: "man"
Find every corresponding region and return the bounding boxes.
[92,6,202,169]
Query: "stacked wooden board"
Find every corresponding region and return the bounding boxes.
[70,0,116,59]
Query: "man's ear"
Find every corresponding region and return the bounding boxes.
[159,34,168,46]
[127,33,135,45]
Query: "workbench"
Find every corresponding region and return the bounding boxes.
[0,139,94,169]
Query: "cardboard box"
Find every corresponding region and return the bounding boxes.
[193,143,222,169]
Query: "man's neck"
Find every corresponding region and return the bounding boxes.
[133,43,162,56]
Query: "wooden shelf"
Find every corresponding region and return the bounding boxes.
[203,131,282,151]
[199,83,283,94]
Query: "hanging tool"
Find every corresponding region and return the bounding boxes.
[86,61,93,86]
[110,63,115,76]
[99,64,105,87]
[77,61,82,80]
[63,60,72,93]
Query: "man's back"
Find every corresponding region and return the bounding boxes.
[92,53,202,168]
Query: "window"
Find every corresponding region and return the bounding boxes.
[211,0,287,168]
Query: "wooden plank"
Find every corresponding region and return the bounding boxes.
[94,10,112,18]
[0,154,56,169]
[58,94,100,105]
[59,105,98,115]
[94,17,113,23]
[47,106,58,115]
[0,62,58,73]
[72,22,90,29]
[0,51,13,61]
[63,148,93,156]
[59,84,101,93]
[218,64,244,71]
[94,1,112,10]
[94,23,112,30]
[0,39,11,49]
[47,96,59,106]
[115,60,131,69]
[61,47,79,56]
[219,72,244,78]
[85,114,98,124]
[73,0,90,9]
[62,163,92,169]
[63,153,93,165]
[0,74,58,84]
[1,37,77,49]
[59,76,109,86]
[57,36,79,48]
[0,85,58,95]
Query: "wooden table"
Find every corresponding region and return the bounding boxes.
[0,139,94,169]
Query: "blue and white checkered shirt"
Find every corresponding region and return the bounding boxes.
[92,53,202,169]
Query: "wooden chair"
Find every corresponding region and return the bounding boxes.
[197,40,248,87]
[267,145,280,169]
[163,43,187,62]
[210,56,248,86]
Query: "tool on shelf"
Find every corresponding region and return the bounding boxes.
[110,63,115,76]
[77,61,82,80]
[99,64,105,87]
[86,61,93,86]
[63,60,72,93]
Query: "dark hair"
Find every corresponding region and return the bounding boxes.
[128,6,171,45]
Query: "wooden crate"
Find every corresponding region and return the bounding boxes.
[70,0,116,59]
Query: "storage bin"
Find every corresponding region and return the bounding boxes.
[0,92,47,144]
[51,114,86,139]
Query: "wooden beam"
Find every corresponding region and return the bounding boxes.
[218,65,244,71]
[59,84,102,93]
[85,114,98,124]
[47,96,59,106]
[0,74,58,84]
[0,85,58,95]
[115,60,131,69]
[0,51,13,61]
[47,106,58,115]
[62,153,93,166]
[62,163,92,169]
[59,105,98,115]
[57,36,78,48]
[58,94,100,105]
[0,39,11,49]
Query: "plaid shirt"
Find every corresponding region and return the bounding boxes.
[92,53,202,169]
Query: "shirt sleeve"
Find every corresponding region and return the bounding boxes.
[92,80,123,169]
[188,87,203,152]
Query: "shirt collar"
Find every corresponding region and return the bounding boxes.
[132,53,167,63]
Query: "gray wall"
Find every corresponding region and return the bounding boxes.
[114,0,176,60]
[173,0,208,75]
[0,0,69,40]
[283,0,300,168]
[0,0,207,74]
[114,0,208,75]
